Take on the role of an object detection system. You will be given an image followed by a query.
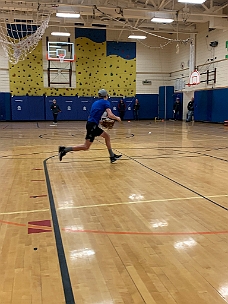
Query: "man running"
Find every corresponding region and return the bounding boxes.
[58,89,122,163]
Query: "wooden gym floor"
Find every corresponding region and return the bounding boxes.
[0,120,228,304]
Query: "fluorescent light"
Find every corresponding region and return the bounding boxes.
[178,0,205,3]
[56,12,80,18]
[151,17,174,23]
[128,35,147,39]
[51,32,71,37]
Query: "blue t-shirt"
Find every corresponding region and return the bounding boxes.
[88,98,110,125]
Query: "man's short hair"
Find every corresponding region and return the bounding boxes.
[98,89,108,97]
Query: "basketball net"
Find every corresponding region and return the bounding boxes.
[0,4,50,64]
[58,54,65,63]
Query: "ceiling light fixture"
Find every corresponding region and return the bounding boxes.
[128,35,147,39]
[178,0,206,3]
[151,17,174,23]
[56,12,80,18]
[51,32,71,37]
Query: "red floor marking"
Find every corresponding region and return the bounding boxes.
[63,228,228,236]
[30,194,47,198]
[32,168,43,170]
[0,219,27,227]
[0,218,228,237]
[28,220,52,234]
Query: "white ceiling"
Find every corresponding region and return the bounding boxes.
[0,0,228,37]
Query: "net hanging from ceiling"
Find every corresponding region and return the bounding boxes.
[0,4,51,64]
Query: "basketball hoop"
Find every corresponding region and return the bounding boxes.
[186,69,200,87]
[58,54,65,63]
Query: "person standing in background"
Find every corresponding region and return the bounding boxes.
[50,99,61,126]
[186,97,194,122]
[118,99,126,121]
[173,97,181,121]
[133,99,140,120]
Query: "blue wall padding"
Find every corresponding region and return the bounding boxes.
[106,42,136,60]
[8,89,176,122]
[0,93,6,120]
[109,95,158,120]
[211,88,228,123]
[45,96,93,121]
[159,87,165,119]
[7,87,228,123]
[109,97,135,120]
[76,97,93,120]
[75,28,106,42]
[159,86,175,119]
[28,96,45,120]
[0,93,11,120]
[136,94,158,119]
[11,96,45,120]
[11,96,29,120]
[194,90,213,122]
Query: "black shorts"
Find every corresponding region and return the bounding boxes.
[85,121,104,142]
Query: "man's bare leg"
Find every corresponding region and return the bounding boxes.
[58,140,92,161]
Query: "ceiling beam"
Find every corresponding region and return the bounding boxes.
[214,3,228,13]
[149,0,157,9]
[160,0,172,10]
[201,3,209,11]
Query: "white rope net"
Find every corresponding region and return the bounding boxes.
[0,4,50,64]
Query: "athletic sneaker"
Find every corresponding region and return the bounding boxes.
[110,154,122,163]
[59,146,66,161]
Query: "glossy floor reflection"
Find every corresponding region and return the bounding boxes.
[0,120,228,304]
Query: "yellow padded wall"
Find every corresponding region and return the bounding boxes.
[9,36,136,97]
[76,37,136,96]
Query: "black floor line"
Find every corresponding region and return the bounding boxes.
[115,150,228,212]
[95,132,228,212]
[43,156,75,304]
[75,128,228,212]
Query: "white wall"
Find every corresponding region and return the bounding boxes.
[0,44,10,92]
[168,24,228,92]
[195,23,228,89]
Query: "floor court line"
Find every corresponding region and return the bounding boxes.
[44,156,75,304]
[58,194,228,210]
[114,149,228,212]
[63,228,228,236]
[1,218,228,236]
[1,194,227,215]
[0,208,49,215]
[0,219,27,227]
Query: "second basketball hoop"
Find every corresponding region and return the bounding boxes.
[186,69,200,87]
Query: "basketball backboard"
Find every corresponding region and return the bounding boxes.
[47,41,75,61]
